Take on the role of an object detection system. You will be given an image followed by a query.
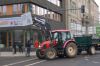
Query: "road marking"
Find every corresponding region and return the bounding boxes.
[84,58,89,61]
[92,61,100,64]
[25,60,46,66]
[3,58,37,66]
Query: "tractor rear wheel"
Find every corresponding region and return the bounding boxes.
[65,42,77,58]
[45,48,57,60]
[87,46,96,55]
[36,49,45,59]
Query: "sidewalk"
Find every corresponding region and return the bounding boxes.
[0,51,36,57]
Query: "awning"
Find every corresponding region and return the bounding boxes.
[0,25,40,30]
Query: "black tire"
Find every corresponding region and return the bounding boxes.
[45,48,57,60]
[77,49,82,55]
[36,49,45,59]
[87,46,96,55]
[65,42,77,58]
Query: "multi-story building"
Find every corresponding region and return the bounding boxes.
[62,0,99,36]
[88,0,99,35]
[0,0,99,48]
[0,0,65,48]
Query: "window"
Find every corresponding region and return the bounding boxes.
[61,32,67,42]
[70,1,77,14]
[0,6,2,15]
[52,32,58,41]
[43,9,47,17]
[18,4,23,13]
[32,4,36,14]
[47,10,51,18]
[31,4,61,22]
[13,4,23,14]
[47,0,61,6]
[2,6,6,15]
[13,5,18,14]
[39,7,44,16]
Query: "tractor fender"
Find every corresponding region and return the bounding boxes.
[40,41,51,49]
[63,39,76,48]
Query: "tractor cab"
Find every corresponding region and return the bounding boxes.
[51,30,73,49]
[51,30,72,43]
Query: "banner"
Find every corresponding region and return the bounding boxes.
[0,12,33,27]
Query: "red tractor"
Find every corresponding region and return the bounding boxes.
[35,30,77,60]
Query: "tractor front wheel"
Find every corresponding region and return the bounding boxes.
[65,42,77,58]
[45,48,57,60]
[36,49,45,59]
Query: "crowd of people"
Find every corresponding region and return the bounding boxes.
[12,38,39,57]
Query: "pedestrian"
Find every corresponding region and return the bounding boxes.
[18,43,23,53]
[13,42,17,54]
[34,40,39,48]
[25,39,32,57]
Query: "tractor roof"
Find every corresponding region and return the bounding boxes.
[51,30,70,32]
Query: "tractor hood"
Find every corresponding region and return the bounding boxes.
[40,40,51,48]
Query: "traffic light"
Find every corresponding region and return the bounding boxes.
[81,5,85,13]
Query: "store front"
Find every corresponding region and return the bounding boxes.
[0,12,51,48]
[0,31,13,48]
[0,29,43,48]
[0,12,34,48]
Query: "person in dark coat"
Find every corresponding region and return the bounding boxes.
[18,43,23,53]
[25,39,32,57]
[13,42,17,54]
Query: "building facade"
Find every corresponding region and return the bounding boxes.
[62,0,99,36]
[0,0,99,48]
[0,0,65,48]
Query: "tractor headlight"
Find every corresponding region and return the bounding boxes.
[39,45,41,48]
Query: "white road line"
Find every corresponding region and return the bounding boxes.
[84,58,89,61]
[3,58,37,66]
[92,61,100,64]
[25,60,46,66]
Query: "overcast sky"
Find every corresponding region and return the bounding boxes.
[95,0,100,10]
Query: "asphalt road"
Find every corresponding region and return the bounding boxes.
[1,51,100,66]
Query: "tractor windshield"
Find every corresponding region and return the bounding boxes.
[51,32,59,41]
[51,31,71,41]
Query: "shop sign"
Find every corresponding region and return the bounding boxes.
[21,12,33,26]
[0,12,33,27]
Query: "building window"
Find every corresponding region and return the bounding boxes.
[43,9,47,17]
[31,4,61,22]
[3,6,6,15]
[0,6,2,15]
[13,4,23,14]
[47,0,61,6]
[13,5,18,14]
[18,4,23,13]
[47,10,51,18]
[70,1,77,14]
[32,4,36,14]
